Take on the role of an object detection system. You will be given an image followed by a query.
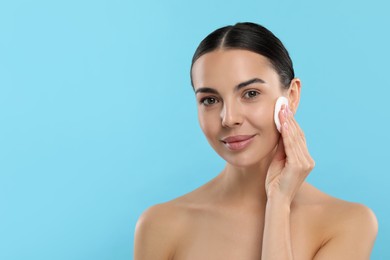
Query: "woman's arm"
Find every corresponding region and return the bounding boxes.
[262,101,315,259]
[262,102,377,259]
[261,198,293,259]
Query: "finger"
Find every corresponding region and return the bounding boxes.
[279,107,300,163]
[272,135,286,162]
[281,107,311,167]
[285,108,315,173]
[285,109,312,159]
[287,109,306,145]
[280,105,297,134]
[286,110,306,152]
[282,106,308,154]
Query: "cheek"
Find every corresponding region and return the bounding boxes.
[198,110,219,138]
[246,103,275,129]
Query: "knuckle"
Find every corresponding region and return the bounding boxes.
[302,163,310,171]
[299,159,315,171]
[306,160,315,171]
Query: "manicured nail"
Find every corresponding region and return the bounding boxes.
[287,105,293,115]
[285,106,290,117]
[282,105,287,116]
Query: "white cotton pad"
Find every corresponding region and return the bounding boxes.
[274,96,289,133]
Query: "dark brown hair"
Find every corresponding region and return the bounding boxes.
[190,22,294,89]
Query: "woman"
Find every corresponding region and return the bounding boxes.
[134,22,378,259]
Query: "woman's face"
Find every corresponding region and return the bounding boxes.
[191,49,287,167]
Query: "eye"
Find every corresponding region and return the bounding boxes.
[243,90,260,99]
[199,97,219,106]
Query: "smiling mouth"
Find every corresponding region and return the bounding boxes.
[222,135,256,151]
[221,134,256,143]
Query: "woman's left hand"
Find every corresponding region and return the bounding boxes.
[265,104,315,204]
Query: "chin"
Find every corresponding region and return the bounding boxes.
[215,145,269,168]
[224,154,264,168]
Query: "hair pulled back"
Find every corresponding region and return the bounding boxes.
[190,22,294,89]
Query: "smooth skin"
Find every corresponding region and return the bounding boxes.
[134,49,378,259]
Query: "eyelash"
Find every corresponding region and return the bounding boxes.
[199,96,218,106]
[199,90,261,106]
[243,90,260,99]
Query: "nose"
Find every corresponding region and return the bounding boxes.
[220,101,243,128]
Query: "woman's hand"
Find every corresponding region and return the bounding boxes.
[265,104,315,204]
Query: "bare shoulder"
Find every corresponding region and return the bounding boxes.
[133,178,218,259]
[297,183,378,259]
[134,179,218,260]
[134,201,188,260]
[307,183,377,231]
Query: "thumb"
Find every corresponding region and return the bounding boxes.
[272,136,286,163]
[266,137,286,187]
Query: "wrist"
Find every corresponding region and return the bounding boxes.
[266,195,292,209]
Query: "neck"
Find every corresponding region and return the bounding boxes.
[218,149,276,209]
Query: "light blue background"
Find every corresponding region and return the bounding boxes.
[0,0,389,259]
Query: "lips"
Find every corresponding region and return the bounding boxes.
[222,135,256,143]
[221,134,256,151]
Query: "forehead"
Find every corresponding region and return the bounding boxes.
[192,49,279,89]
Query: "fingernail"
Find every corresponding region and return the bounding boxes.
[285,105,289,116]
[287,105,293,115]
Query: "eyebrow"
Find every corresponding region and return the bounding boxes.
[194,77,266,95]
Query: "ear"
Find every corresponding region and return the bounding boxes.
[287,78,301,115]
